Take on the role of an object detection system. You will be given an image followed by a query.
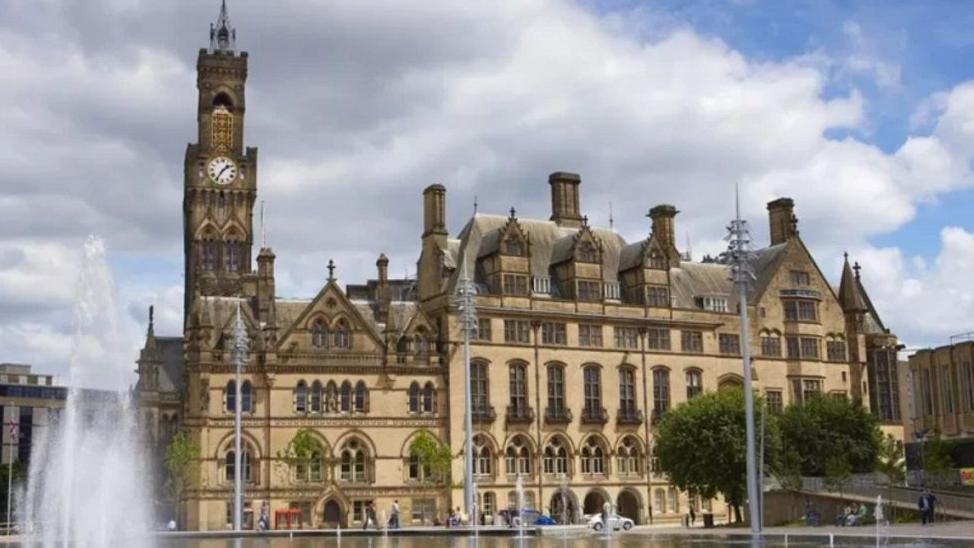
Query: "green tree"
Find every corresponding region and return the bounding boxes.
[922,429,954,486]
[654,389,779,523]
[823,455,852,499]
[277,428,325,482]
[408,429,453,483]
[875,433,905,520]
[780,395,880,476]
[164,432,201,529]
[875,433,905,485]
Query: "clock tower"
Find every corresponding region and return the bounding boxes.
[184,1,257,318]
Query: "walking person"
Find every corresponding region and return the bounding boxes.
[689,506,696,527]
[389,500,401,529]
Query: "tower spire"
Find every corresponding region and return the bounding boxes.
[210,0,236,53]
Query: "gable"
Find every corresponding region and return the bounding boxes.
[275,281,384,353]
[754,239,845,328]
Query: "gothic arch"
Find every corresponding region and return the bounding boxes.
[332,430,377,457]
[501,431,537,454]
[214,430,263,460]
[399,430,447,457]
[211,89,238,109]
[541,432,576,455]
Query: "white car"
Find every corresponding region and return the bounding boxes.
[588,513,634,531]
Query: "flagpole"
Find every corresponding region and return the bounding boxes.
[6,422,15,535]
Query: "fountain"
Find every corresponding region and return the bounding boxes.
[19,236,154,547]
[514,474,528,540]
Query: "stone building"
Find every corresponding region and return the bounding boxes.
[904,335,974,475]
[134,2,901,530]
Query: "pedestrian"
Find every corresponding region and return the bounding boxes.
[919,490,937,525]
[689,506,696,527]
[364,502,376,530]
[389,500,401,529]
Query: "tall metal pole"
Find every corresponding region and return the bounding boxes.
[758,396,765,530]
[232,303,248,531]
[727,188,760,533]
[457,261,477,524]
[6,422,14,535]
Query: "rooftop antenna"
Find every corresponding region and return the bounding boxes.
[260,200,266,248]
[608,201,614,230]
[473,195,478,215]
[685,231,692,262]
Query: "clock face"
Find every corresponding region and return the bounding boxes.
[207,156,238,185]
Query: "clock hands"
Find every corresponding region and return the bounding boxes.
[217,165,232,179]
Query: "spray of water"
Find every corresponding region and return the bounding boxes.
[19,236,154,547]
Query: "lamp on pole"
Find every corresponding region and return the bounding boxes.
[456,261,477,524]
[231,303,249,531]
[724,187,760,533]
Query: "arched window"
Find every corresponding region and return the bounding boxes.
[408,382,420,413]
[354,381,367,413]
[223,240,241,273]
[310,381,323,413]
[653,368,670,419]
[202,239,219,272]
[340,381,352,412]
[225,448,252,484]
[473,435,492,477]
[471,361,489,413]
[580,437,605,475]
[332,320,350,349]
[311,320,328,348]
[423,382,435,413]
[225,380,236,412]
[339,440,368,483]
[309,451,323,482]
[583,366,602,417]
[654,488,665,514]
[325,381,338,413]
[619,367,637,414]
[241,381,253,413]
[295,381,308,413]
[508,363,528,415]
[616,436,642,477]
[543,437,569,476]
[505,435,532,476]
[686,369,702,399]
[211,103,234,151]
[414,333,429,363]
[547,365,566,414]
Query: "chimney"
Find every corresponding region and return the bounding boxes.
[767,198,796,246]
[256,247,276,326]
[648,204,678,250]
[376,253,390,324]
[549,172,583,227]
[423,184,447,237]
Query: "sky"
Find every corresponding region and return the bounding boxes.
[1,0,973,389]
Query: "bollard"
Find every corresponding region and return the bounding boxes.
[829,533,834,548]
[784,533,788,548]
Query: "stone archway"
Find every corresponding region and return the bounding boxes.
[583,490,608,516]
[321,499,343,528]
[616,489,642,524]
[549,489,579,524]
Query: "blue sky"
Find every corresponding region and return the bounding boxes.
[585,0,974,258]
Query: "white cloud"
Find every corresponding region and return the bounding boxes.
[0,0,972,383]
[854,227,974,348]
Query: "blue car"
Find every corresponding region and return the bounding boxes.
[534,515,556,526]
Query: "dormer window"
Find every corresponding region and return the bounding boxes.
[576,241,599,263]
[503,235,526,257]
[695,296,728,312]
[648,250,666,270]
